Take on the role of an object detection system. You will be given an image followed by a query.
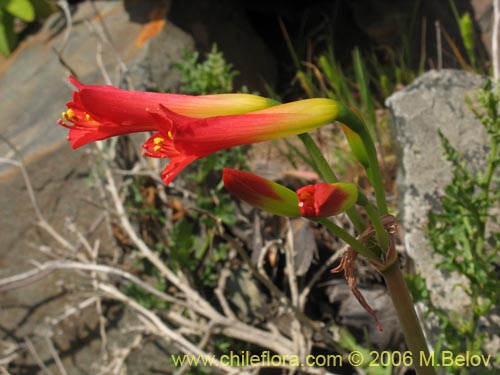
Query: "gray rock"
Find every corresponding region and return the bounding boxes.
[129,18,194,92]
[386,69,487,318]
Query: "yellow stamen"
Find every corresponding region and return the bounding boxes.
[62,108,77,122]
[153,137,164,153]
[85,113,95,122]
[167,131,173,139]
[153,137,164,145]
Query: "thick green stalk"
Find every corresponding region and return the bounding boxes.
[336,105,388,215]
[298,133,365,233]
[381,262,436,375]
[363,202,390,252]
[316,218,379,261]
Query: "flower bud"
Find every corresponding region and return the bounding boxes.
[222,169,300,217]
[296,182,358,218]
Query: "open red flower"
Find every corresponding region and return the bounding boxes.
[58,76,278,149]
[143,98,341,185]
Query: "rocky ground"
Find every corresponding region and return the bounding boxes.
[0,1,498,374]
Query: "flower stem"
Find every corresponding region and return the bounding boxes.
[362,201,389,252]
[316,218,379,261]
[336,105,388,215]
[381,262,436,375]
[299,133,366,233]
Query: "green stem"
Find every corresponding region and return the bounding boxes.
[475,134,498,257]
[299,133,366,233]
[298,133,339,182]
[316,218,379,261]
[336,105,388,215]
[363,201,389,252]
[483,135,498,194]
[381,262,436,375]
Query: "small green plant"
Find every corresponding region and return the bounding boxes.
[170,44,247,288]
[125,44,247,313]
[175,44,240,95]
[412,81,500,375]
[449,0,477,70]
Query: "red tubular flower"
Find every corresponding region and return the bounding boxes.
[296,182,358,218]
[222,169,358,219]
[222,168,300,217]
[58,76,278,149]
[142,98,340,185]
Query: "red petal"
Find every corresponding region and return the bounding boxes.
[160,156,198,185]
[297,183,350,218]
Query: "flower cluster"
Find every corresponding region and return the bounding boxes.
[58,77,435,358]
[58,77,358,218]
[57,77,414,339]
[58,77,357,218]
[222,169,357,218]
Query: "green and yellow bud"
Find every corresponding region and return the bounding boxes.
[222,169,300,217]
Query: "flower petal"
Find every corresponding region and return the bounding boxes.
[161,156,199,186]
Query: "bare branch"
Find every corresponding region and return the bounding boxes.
[24,337,54,375]
[0,261,179,305]
[298,245,346,311]
[214,267,237,320]
[0,157,74,251]
[99,284,253,375]
[43,336,68,375]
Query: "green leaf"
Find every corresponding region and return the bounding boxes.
[352,47,376,127]
[0,9,16,56]
[30,0,57,19]
[5,0,35,21]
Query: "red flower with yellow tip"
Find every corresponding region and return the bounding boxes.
[222,169,358,219]
[143,98,340,185]
[58,76,278,149]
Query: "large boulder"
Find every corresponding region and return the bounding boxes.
[386,69,487,320]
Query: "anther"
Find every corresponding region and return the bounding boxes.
[153,137,164,145]
[167,131,173,139]
[153,137,164,152]
[85,113,95,121]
